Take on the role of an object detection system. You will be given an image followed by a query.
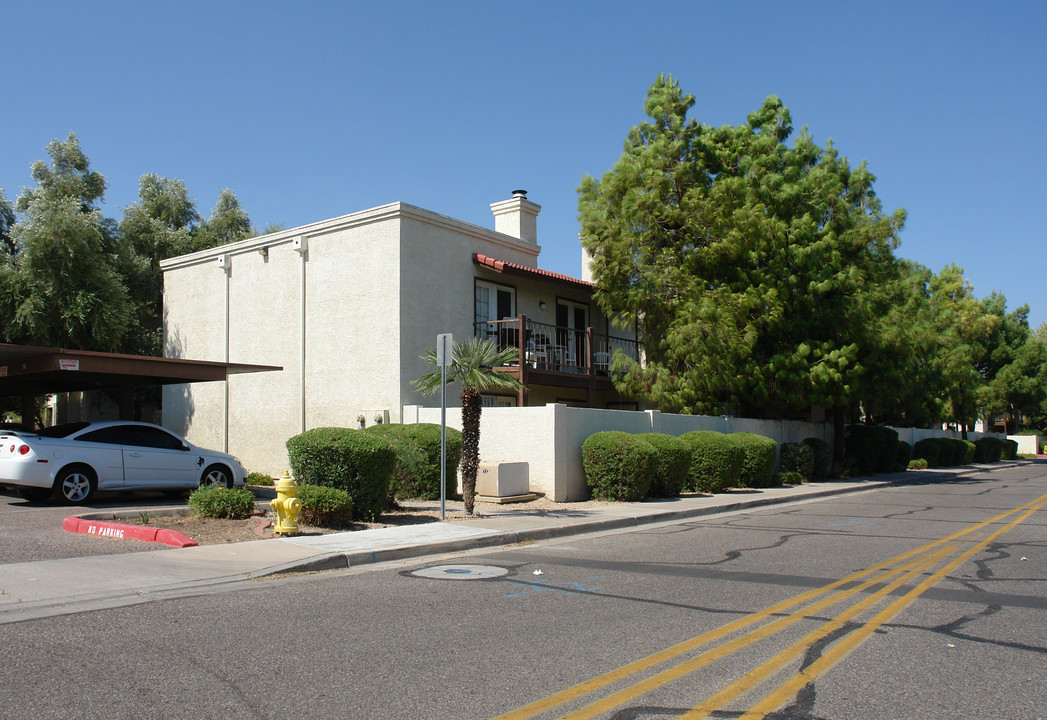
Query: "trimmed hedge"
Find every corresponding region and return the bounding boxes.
[802,437,832,480]
[894,440,913,472]
[679,431,744,493]
[297,484,354,527]
[582,431,655,501]
[286,427,395,521]
[973,436,1005,463]
[913,437,979,467]
[364,423,462,501]
[188,485,256,519]
[844,424,894,476]
[728,432,777,488]
[912,438,942,467]
[641,433,691,498]
[779,442,815,482]
[1003,438,1018,460]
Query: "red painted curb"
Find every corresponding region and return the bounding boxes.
[62,516,198,548]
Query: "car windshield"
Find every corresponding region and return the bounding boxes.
[34,421,92,438]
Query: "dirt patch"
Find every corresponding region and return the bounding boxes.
[135,495,617,546]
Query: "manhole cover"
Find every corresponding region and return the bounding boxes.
[411,564,509,580]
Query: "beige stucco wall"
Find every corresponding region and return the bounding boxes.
[163,201,546,475]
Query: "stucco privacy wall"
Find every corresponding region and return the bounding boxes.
[402,404,1002,502]
[402,405,836,501]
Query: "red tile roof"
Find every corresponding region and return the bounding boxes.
[472,253,593,289]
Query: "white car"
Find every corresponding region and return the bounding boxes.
[0,421,247,504]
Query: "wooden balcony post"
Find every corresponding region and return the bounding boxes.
[518,313,529,407]
[586,326,595,407]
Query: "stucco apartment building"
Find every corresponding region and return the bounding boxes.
[160,192,640,475]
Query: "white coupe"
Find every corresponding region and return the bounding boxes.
[0,421,247,504]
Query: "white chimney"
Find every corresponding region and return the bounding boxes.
[580,235,595,283]
[490,189,541,245]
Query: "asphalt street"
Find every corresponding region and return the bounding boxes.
[1,465,1044,719]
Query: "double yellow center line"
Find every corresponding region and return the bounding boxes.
[494,492,1047,720]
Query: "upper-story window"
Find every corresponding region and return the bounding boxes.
[475,280,515,325]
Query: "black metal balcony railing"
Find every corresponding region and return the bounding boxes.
[474,316,639,376]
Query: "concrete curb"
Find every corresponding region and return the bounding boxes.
[252,478,901,578]
[62,515,198,548]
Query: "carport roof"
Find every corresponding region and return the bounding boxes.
[0,343,281,397]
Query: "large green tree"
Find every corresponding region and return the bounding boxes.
[191,188,252,251]
[413,338,522,514]
[0,133,132,351]
[925,264,997,437]
[578,76,904,466]
[975,293,1046,432]
[118,174,201,355]
[0,189,15,256]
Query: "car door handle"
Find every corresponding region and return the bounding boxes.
[127,452,142,457]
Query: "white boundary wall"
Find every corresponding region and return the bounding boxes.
[403,403,1002,502]
[1008,434,1041,455]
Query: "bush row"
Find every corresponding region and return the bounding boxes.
[582,430,781,501]
[285,424,462,522]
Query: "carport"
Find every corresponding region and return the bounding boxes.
[0,343,281,427]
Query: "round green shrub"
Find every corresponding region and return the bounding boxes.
[802,437,832,480]
[678,431,744,493]
[973,436,1005,463]
[364,423,463,501]
[581,431,655,501]
[908,458,929,470]
[844,424,894,476]
[286,427,395,521]
[247,471,275,486]
[779,442,815,482]
[188,485,256,519]
[640,433,691,498]
[728,432,777,488]
[777,471,806,485]
[297,484,354,527]
[894,440,913,472]
[913,438,941,467]
[1002,439,1018,460]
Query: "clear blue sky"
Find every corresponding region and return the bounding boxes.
[3,2,1045,326]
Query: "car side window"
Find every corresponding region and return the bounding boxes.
[131,426,188,451]
[77,427,135,445]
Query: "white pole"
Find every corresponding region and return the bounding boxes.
[437,333,452,521]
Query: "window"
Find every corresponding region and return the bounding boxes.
[475,281,515,324]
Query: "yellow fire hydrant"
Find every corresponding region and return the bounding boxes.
[270,471,303,536]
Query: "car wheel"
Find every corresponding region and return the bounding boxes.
[201,465,233,488]
[17,486,52,503]
[55,466,96,504]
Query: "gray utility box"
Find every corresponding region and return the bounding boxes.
[476,462,529,497]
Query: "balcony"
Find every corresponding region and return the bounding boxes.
[474,315,640,406]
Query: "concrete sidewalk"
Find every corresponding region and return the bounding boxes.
[0,475,913,624]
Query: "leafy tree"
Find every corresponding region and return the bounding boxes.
[926,264,996,437]
[118,174,201,355]
[191,188,252,251]
[860,260,944,428]
[412,338,523,514]
[976,294,1046,432]
[0,189,15,256]
[578,75,904,466]
[0,133,132,351]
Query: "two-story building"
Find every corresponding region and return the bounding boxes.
[161,191,640,475]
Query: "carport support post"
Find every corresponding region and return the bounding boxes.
[118,383,134,421]
[21,392,36,430]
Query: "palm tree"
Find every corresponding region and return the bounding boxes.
[413,337,523,514]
